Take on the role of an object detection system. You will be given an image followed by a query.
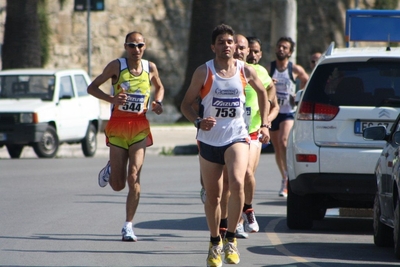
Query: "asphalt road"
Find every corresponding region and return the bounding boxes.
[0,125,199,159]
[0,153,398,266]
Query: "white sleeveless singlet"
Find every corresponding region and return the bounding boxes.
[196,59,249,147]
[272,66,296,114]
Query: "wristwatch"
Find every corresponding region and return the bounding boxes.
[260,124,270,128]
[194,118,202,129]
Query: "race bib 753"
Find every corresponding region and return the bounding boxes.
[211,97,241,118]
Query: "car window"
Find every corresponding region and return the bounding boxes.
[74,74,88,97]
[303,62,400,107]
[59,76,74,98]
[0,75,55,100]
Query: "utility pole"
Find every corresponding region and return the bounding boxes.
[270,0,297,63]
[86,0,91,77]
[74,0,104,77]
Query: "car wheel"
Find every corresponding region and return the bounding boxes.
[33,126,59,158]
[287,179,313,230]
[373,192,393,247]
[6,144,24,158]
[81,124,97,157]
[394,195,400,258]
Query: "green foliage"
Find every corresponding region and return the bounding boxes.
[38,0,50,66]
[160,147,174,156]
[374,0,399,9]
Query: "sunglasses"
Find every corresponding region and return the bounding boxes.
[125,42,145,49]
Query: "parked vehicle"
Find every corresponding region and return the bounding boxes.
[287,10,400,230]
[286,42,400,230]
[363,114,400,259]
[0,69,101,158]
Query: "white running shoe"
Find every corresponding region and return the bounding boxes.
[98,161,110,187]
[200,187,207,204]
[242,208,259,233]
[279,178,288,197]
[235,223,248,238]
[121,225,137,242]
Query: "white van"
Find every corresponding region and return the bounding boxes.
[0,69,101,158]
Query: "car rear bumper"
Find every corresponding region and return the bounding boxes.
[290,173,376,205]
[0,123,48,145]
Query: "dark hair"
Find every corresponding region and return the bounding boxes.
[247,36,262,50]
[276,37,295,53]
[211,24,235,44]
[125,31,144,43]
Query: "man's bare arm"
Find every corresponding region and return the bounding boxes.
[180,65,207,124]
[293,64,309,89]
[149,61,165,102]
[87,60,120,104]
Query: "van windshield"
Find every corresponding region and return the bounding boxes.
[0,75,55,101]
[304,62,400,107]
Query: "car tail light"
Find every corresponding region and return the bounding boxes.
[297,101,339,121]
[314,103,339,121]
[297,101,313,120]
[296,154,317,162]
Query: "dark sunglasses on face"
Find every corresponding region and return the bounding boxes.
[126,42,145,49]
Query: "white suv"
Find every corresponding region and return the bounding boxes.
[286,43,400,229]
[0,69,101,158]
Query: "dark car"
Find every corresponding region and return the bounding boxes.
[363,112,400,259]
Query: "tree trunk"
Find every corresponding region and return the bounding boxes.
[2,0,41,69]
[174,0,228,121]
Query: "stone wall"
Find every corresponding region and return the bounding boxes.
[0,0,396,115]
[45,0,192,98]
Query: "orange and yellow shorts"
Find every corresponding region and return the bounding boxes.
[105,116,153,150]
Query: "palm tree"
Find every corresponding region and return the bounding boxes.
[2,0,41,69]
[174,0,228,121]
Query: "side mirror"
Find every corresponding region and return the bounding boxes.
[363,126,387,141]
[294,90,304,105]
[394,132,400,145]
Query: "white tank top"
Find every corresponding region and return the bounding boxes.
[272,66,296,113]
[196,59,249,147]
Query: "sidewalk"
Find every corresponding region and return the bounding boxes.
[0,126,198,159]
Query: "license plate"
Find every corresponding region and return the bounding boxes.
[354,120,392,134]
[0,133,6,141]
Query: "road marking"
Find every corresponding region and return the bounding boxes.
[265,218,320,267]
